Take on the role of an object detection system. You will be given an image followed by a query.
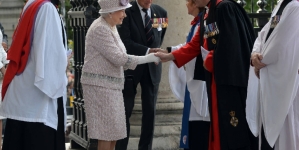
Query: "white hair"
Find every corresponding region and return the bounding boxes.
[100,12,109,17]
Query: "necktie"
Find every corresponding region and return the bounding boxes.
[142,8,154,46]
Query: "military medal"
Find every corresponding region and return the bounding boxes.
[152,18,159,28]
[211,31,215,36]
[212,38,217,44]
[162,18,168,28]
[204,22,219,38]
[229,111,239,127]
[270,15,280,28]
[158,18,162,29]
[152,24,159,28]
[152,18,168,28]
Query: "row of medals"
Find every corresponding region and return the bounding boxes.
[151,18,168,28]
[204,22,219,44]
[204,22,219,39]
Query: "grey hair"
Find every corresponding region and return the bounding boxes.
[100,13,109,17]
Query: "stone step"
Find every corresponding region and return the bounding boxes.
[0,14,21,24]
[127,136,180,150]
[0,8,22,16]
[3,30,14,37]
[133,100,183,112]
[129,125,181,138]
[127,100,183,149]
[130,112,182,126]
[0,0,24,8]
[134,98,181,104]
[0,23,18,33]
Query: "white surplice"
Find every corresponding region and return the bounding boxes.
[0,0,68,130]
[246,0,299,149]
[0,30,9,120]
[169,26,209,121]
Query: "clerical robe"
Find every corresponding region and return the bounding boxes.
[246,0,299,149]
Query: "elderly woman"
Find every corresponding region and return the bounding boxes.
[0,29,8,149]
[80,0,159,150]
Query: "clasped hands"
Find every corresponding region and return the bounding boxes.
[251,52,267,78]
[147,48,175,64]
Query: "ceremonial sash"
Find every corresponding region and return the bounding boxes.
[2,0,48,99]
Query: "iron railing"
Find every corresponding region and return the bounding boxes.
[68,0,99,149]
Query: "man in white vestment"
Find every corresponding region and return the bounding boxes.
[246,0,299,149]
[0,0,68,149]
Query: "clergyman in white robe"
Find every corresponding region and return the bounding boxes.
[246,0,299,149]
[0,0,68,149]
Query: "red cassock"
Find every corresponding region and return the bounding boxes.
[172,26,221,150]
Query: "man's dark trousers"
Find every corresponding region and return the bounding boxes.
[115,65,159,150]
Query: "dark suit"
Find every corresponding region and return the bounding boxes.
[116,1,167,150]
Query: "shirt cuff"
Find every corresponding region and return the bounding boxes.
[146,48,150,55]
[167,47,172,53]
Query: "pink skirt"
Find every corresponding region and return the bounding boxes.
[82,84,127,141]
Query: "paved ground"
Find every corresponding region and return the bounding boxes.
[65,143,85,150]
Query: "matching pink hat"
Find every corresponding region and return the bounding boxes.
[98,0,132,13]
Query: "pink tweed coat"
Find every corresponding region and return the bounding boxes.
[81,16,139,89]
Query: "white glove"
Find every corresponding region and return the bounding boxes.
[137,53,160,64]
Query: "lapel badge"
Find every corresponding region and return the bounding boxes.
[212,38,217,44]
[229,111,238,127]
[154,13,156,17]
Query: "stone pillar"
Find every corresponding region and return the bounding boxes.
[128,0,194,149]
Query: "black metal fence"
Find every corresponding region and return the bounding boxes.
[68,0,99,149]
[67,0,275,149]
[240,0,274,35]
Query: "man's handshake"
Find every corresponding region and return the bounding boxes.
[145,47,175,64]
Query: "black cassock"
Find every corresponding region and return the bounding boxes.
[193,0,258,149]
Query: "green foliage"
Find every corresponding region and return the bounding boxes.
[68,39,74,50]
